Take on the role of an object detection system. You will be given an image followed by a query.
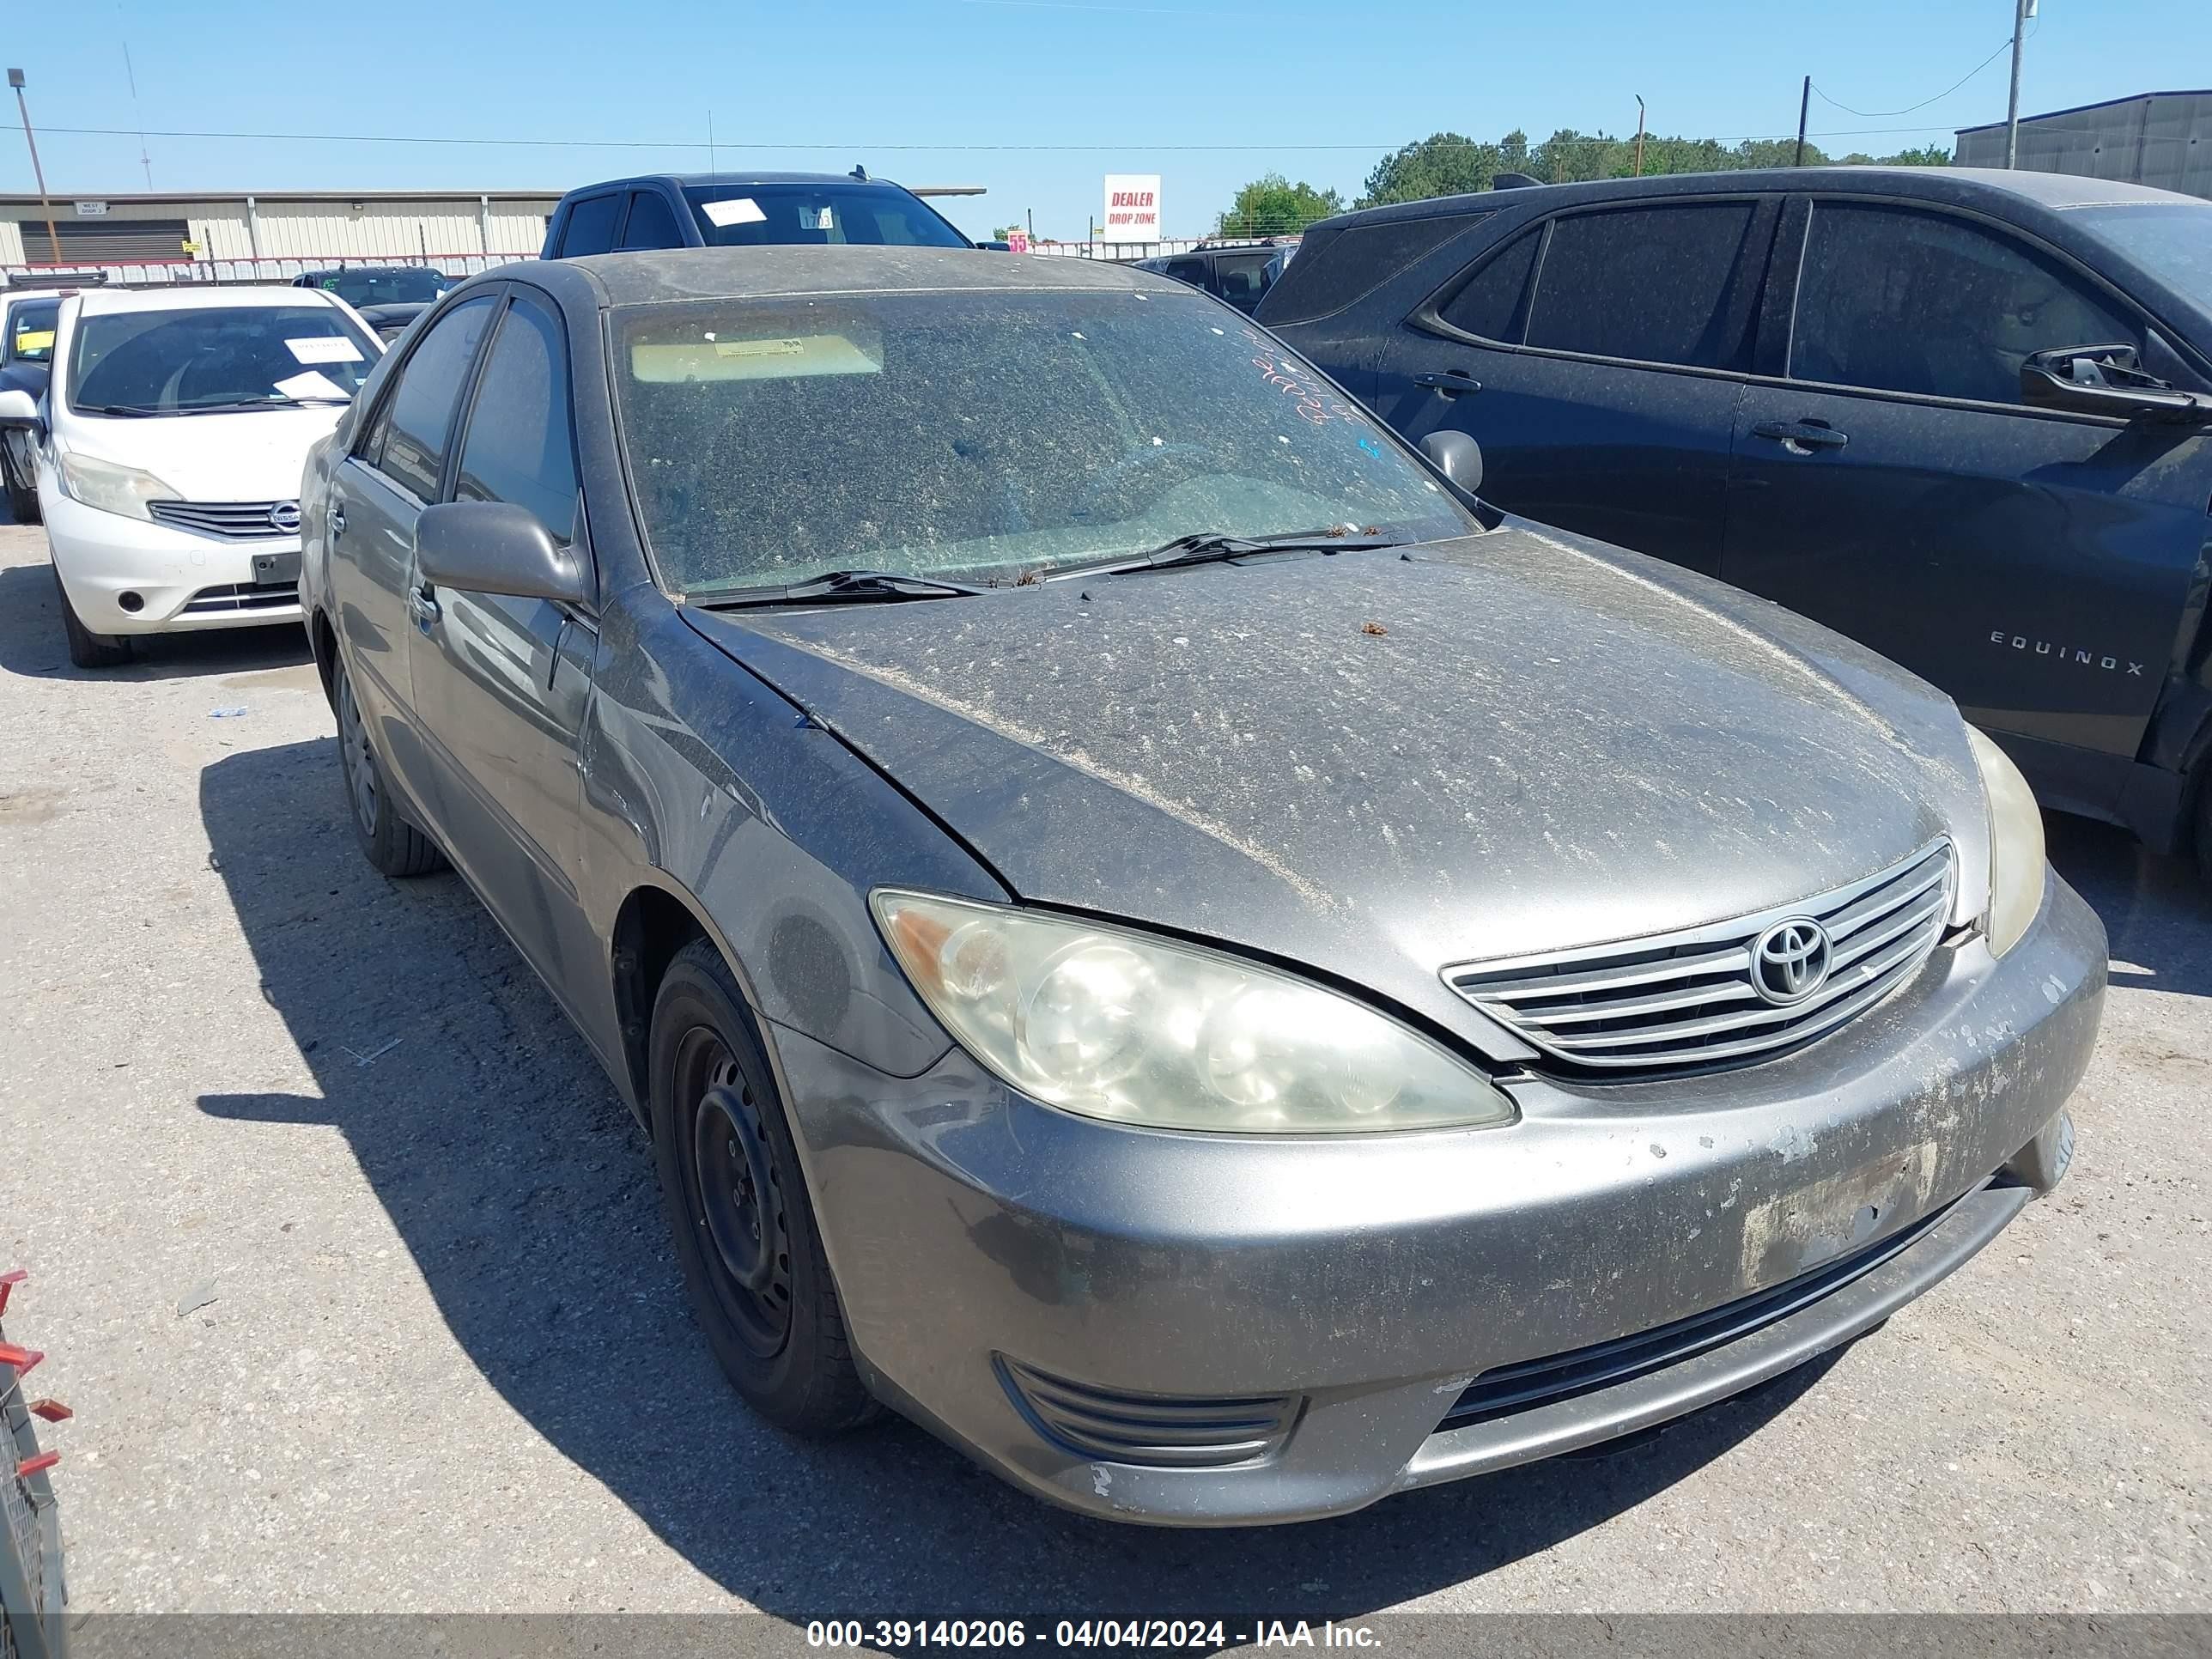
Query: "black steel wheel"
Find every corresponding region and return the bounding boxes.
[648,938,876,1435]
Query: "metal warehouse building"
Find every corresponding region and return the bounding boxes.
[0,188,561,272]
[1956,90,2210,198]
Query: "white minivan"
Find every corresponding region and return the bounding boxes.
[0,284,381,667]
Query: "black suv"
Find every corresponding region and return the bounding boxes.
[1261,167,2212,876]
[540,171,972,257]
[1133,240,1295,314]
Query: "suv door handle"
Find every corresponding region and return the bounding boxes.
[407,586,441,630]
[1413,369,1482,397]
[1752,419,1849,453]
[327,501,347,537]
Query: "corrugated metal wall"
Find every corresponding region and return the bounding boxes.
[1957,93,2212,199]
[0,195,554,270]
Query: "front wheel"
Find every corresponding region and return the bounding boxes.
[649,939,876,1437]
[333,653,444,877]
[53,566,130,669]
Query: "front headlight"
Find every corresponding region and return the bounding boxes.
[57,450,179,521]
[872,890,1516,1134]
[1966,727,2045,957]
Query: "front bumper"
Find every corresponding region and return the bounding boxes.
[44,490,301,635]
[770,872,2106,1525]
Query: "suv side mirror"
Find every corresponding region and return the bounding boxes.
[416,500,591,607]
[0,386,41,434]
[2021,343,2212,425]
[1419,428,1484,496]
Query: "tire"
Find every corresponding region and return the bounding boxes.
[332,653,445,878]
[53,565,131,669]
[4,471,36,526]
[2193,769,2212,888]
[649,939,876,1436]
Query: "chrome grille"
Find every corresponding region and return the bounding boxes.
[147,499,298,540]
[1446,841,1954,1076]
[180,581,300,616]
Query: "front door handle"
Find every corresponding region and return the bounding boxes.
[1751,419,1849,454]
[327,501,347,537]
[1413,368,1482,397]
[407,586,441,630]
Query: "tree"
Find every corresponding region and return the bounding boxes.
[1357,134,1499,209]
[1215,174,1344,238]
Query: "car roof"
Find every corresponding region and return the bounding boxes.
[561,172,917,198]
[546,246,1178,307]
[77,284,347,314]
[1316,165,2199,234]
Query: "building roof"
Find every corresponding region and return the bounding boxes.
[1957,89,2212,134]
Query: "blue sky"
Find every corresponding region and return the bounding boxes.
[12,0,2208,243]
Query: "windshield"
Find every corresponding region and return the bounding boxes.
[2072,203,2212,307]
[681,185,969,250]
[6,298,57,363]
[312,269,451,307]
[611,287,1476,596]
[67,305,380,415]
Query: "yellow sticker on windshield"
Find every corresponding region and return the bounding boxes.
[15,330,52,352]
[630,333,882,383]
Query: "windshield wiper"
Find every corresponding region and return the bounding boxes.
[78,403,167,417]
[1060,526,1405,579]
[689,569,988,610]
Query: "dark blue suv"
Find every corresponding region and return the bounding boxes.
[1260,167,2212,878]
[540,171,972,258]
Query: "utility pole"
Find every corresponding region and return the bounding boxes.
[1633,94,1646,176]
[1794,74,1811,167]
[8,70,61,267]
[2005,0,2036,167]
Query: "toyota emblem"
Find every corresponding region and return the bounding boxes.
[1751,919,1832,1005]
[268,500,303,534]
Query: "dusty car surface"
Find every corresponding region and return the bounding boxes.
[298,246,2105,1526]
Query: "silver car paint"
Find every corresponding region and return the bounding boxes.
[298,246,2106,1526]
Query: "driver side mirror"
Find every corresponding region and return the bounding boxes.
[2020,343,2212,425]
[1419,428,1484,497]
[0,386,42,436]
[415,500,591,607]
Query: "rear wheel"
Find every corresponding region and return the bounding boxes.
[3,451,37,524]
[2192,768,2212,888]
[649,939,876,1436]
[333,654,444,877]
[53,566,130,669]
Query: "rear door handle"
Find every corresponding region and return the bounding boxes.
[1413,369,1482,397]
[1752,419,1849,453]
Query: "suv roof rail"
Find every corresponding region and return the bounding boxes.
[1492,172,1543,191]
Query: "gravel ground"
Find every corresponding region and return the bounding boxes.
[1,520,2207,1620]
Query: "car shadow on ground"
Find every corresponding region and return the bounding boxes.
[0,558,312,684]
[2045,811,2212,999]
[196,737,1840,1619]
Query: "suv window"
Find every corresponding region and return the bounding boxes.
[454,297,580,542]
[1264,211,1491,327]
[5,298,58,363]
[620,190,684,251]
[1523,201,1762,370]
[1436,228,1541,341]
[1791,201,2142,406]
[557,193,624,258]
[365,295,496,501]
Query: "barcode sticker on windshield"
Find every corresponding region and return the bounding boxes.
[700,198,768,228]
[286,336,363,365]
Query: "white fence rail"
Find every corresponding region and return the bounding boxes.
[2,252,531,288]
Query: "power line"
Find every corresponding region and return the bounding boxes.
[36,121,1970,155]
[1811,25,2030,119]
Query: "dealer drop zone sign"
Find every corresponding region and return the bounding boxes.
[1103,174,1162,240]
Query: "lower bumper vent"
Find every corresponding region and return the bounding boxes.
[180,581,301,616]
[1440,1190,1967,1431]
[999,1358,1297,1468]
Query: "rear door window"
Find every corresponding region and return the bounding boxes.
[1264,211,1492,325]
[1434,228,1542,342]
[620,190,684,250]
[365,295,497,501]
[1522,201,1764,370]
[1790,201,2142,406]
[556,193,624,258]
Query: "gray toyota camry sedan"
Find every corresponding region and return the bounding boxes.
[297,246,2105,1526]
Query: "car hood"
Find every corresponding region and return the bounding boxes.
[59,404,345,501]
[686,524,1993,1055]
